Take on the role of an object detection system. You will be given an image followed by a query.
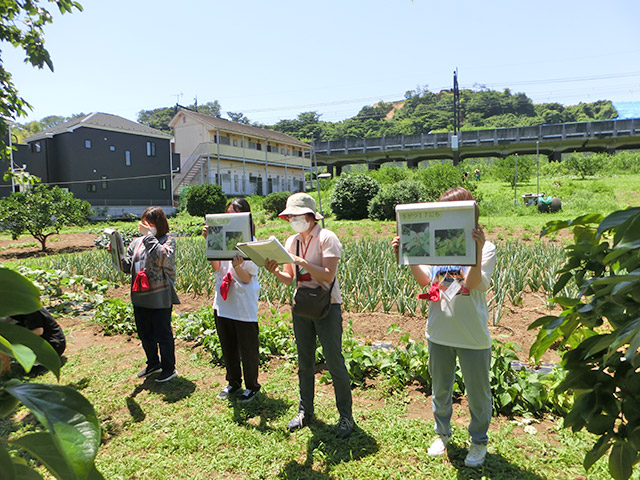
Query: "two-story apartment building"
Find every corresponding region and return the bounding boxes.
[169,109,311,196]
[1,113,176,217]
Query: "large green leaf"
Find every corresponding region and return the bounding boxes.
[6,384,101,480]
[10,432,74,480]
[609,440,636,480]
[14,463,44,480]
[0,269,41,317]
[0,444,16,480]
[597,207,640,238]
[0,323,61,379]
[0,336,36,372]
[584,434,612,471]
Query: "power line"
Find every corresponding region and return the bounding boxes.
[0,172,170,190]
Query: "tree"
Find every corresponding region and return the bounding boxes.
[226,111,251,124]
[530,208,640,480]
[0,183,92,251]
[0,268,104,479]
[493,155,534,186]
[329,174,379,220]
[195,101,221,117]
[137,106,176,132]
[184,183,226,218]
[0,0,83,140]
[565,152,605,179]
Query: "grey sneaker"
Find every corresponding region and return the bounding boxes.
[336,416,354,439]
[217,385,241,400]
[287,411,313,431]
[464,443,487,467]
[155,370,177,383]
[137,364,162,378]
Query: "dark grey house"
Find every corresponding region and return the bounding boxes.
[1,113,178,217]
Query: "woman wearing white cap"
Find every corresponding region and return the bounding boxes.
[264,192,354,439]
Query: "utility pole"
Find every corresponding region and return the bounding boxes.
[453,69,460,134]
[452,69,460,165]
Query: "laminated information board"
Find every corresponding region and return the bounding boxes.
[205,212,253,260]
[396,200,477,266]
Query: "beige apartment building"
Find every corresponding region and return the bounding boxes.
[169,109,312,197]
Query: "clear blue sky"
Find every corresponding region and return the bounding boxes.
[4,0,640,125]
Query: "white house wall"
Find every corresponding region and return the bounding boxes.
[174,116,208,166]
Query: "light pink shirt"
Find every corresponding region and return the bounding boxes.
[284,224,342,304]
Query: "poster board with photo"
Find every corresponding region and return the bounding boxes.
[396,200,477,266]
[205,212,253,260]
[104,228,125,271]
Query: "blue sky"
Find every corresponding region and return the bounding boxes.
[4,0,640,125]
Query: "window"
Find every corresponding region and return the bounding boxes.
[248,141,258,149]
[86,183,97,192]
[146,141,156,157]
[219,136,230,145]
[125,151,131,166]
[101,176,108,190]
[233,139,238,147]
[109,145,116,152]
[31,142,41,153]
[85,140,92,149]
[210,132,218,143]
[159,178,167,190]
[256,142,262,151]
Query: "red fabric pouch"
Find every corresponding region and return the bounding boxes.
[132,270,151,292]
[220,272,233,300]
[418,282,441,302]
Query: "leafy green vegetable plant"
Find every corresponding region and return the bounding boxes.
[0,268,103,479]
[529,207,640,480]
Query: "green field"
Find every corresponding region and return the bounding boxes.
[2,158,640,479]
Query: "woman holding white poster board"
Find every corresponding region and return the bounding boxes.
[264,192,354,440]
[392,187,497,468]
[202,198,261,403]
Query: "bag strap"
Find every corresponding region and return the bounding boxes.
[296,239,336,293]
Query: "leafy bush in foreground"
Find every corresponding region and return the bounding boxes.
[531,207,640,480]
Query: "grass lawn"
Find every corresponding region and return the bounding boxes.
[2,315,614,480]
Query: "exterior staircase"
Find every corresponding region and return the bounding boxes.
[172,142,218,196]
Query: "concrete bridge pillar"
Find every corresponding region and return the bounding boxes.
[453,151,460,166]
[335,165,342,176]
[548,151,562,162]
[367,163,380,171]
[407,159,419,168]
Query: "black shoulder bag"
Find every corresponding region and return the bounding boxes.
[291,240,335,319]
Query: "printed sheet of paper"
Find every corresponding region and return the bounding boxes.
[235,236,295,267]
[104,228,125,271]
[396,200,477,266]
[205,212,253,260]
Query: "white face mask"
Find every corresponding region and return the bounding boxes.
[289,216,310,233]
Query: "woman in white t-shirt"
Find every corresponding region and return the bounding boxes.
[203,198,261,403]
[392,187,497,468]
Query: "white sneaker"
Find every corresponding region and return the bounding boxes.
[427,435,450,457]
[464,443,487,467]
